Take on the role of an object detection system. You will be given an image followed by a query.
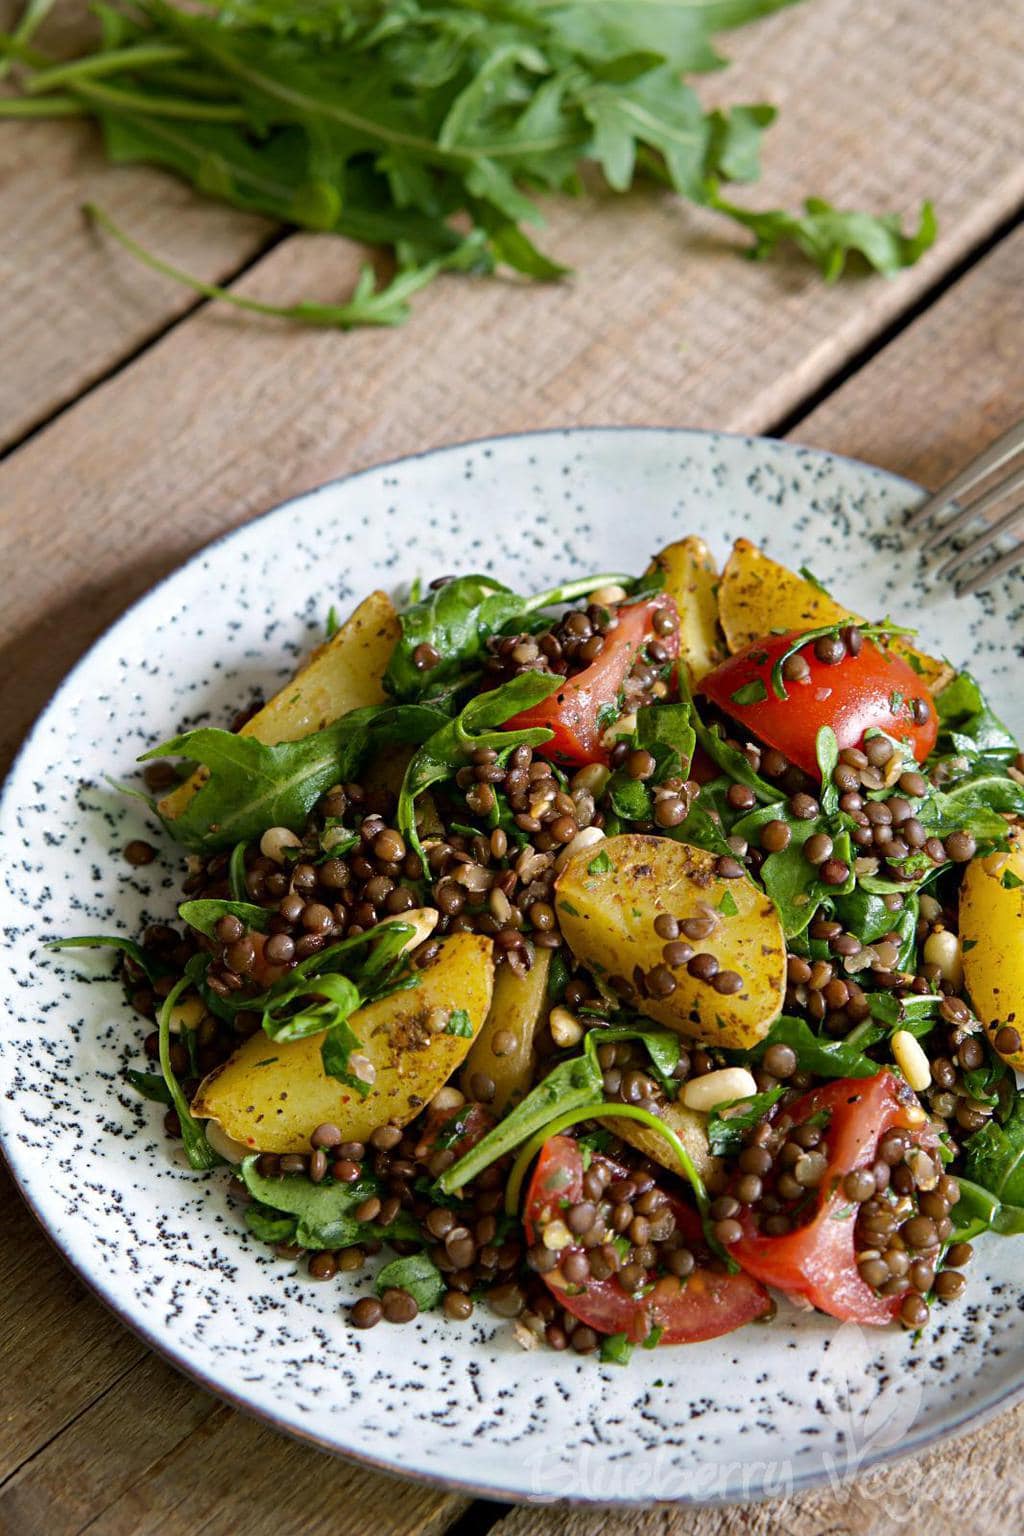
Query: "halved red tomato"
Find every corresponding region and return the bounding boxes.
[523,1134,771,1344]
[504,597,680,767]
[700,632,937,777]
[731,1073,935,1325]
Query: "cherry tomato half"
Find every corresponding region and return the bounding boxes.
[700,632,937,777]
[524,1134,771,1344]
[731,1073,936,1326]
[504,597,680,767]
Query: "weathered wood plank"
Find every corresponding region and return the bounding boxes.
[0,1165,147,1479]
[0,1342,470,1536]
[0,1,274,451]
[795,225,1024,486]
[1,0,1020,774]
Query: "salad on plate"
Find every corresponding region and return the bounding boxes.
[57,534,1024,1363]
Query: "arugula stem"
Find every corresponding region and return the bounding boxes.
[158,975,219,1170]
[73,78,249,121]
[522,573,634,615]
[0,0,54,80]
[769,620,918,701]
[27,43,188,93]
[0,93,84,115]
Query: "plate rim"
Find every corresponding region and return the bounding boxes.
[3,424,1020,1507]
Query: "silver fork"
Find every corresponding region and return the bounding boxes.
[906,419,1024,596]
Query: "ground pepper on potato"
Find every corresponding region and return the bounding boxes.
[57,536,1024,1353]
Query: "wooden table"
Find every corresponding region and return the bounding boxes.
[2,1,1023,1530]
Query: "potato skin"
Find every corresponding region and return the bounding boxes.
[461,948,551,1113]
[960,829,1024,1070]
[599,1101,717,1182]
[159,589,400,823]
[192,933,494,1152]
[719,538,952,694]
[554,833,785,1049]
[648,537,724,683]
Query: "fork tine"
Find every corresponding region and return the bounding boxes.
[920,460,1024,552]
[956,538,1024,597]
[906,419,1024,528]
[937,487,1024,578]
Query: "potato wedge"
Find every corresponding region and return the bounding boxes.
[599,1100,717,1182]
[719,538,953,694]
[960,828,1024,1070]
[554,833,785,1049]
[192,932,494,1152]
[461,949,552,1113]
[159,589,400,823]
[648,536,724,683]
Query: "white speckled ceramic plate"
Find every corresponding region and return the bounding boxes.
[3,429,1023,1508]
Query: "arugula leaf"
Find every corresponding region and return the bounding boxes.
[384,572,627,700]
[398,673,559,867]
[228,840,248,902]
[963,1096,1024,1210]
[816,726,840,817]
[142,703,444,850]
[375,1252,445,1310]
[707,1086,785,1155]
[935,670,1019,761]
[745,1016,879,1079]
[918,775,1024,838]
[257,916,419,1087]
[48,933,171,986]
[709,191,936,280]
[244,1202,299,1245]
[599,1331,634,1366]
[758,819,854,936]
[177,898,270,937]
[125,1069,174,1105]
[952,1177,1024,1242]
[438,1049,602,1195]
[445,1008,474,1038]
[4,0,933,331]
[240,1156,418,1247]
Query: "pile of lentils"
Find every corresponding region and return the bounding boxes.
[723,1096,972,1329]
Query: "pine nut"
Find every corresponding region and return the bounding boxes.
[600,712,637,749]
[549,1006,584,1048]
[259,825,303,862]
[571,763,611,799]
[588,583,629,606]
[554,825,606,872]
[430,1086,465,1113]
[542,1218,572,1250]
[682,1067,758,1113]
[922,929,962,987]
[204,1120,251,1164]
[891,1030,932,1092]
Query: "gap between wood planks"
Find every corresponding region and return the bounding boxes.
[770,199,1024,442]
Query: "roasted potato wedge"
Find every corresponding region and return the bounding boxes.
[599,1100,717,1182]
[648,536,724,683]
[960,828,1024,1070]
[159,589,400,823]
[555,833,785,1049]
[461,949,552,1113]
[719,539,953,694]
[192,933,494,1152]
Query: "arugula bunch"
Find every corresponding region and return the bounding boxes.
[1,0,935,329]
